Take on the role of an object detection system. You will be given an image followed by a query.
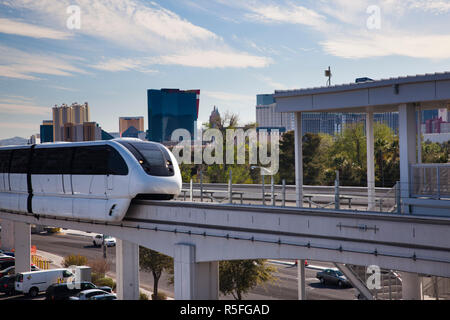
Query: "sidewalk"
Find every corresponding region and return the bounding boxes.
[36,249,170,300]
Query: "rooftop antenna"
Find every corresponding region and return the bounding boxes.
[325,66,332,86]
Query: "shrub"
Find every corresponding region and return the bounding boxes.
[93,276,116,291]
[151,292,166,300]
[140,291,149,300]
[62,254,88,268]
[88,258,110,276]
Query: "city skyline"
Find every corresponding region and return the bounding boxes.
[1,0,450,140]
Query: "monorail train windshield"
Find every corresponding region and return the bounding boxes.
[117,141,174,177]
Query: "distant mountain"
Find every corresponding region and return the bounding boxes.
[0,136,28,146]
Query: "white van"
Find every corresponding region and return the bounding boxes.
[15,268,75,297]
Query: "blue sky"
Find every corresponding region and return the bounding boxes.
[0,0,449,140]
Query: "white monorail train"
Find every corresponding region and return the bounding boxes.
[0,138,181,222]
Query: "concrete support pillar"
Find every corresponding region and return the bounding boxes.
[297,259,306,300]
[401,272,422,300]
[398,104,417,213]
[366,112,376,211]
[174,243,219,300]
[294,112,303,207]
[116,239,140,300]
[14,222,30,273]
[195,261,219,300]
[0,219,15,251]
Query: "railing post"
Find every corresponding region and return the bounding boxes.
[200,169,203,203]
[189,179,193,202]
[228,169,233,204]
[437,166,441,200]
[335,170,340,210]
[396,181,401,214]
[262,175,266,206]
[271,175,275,206]
[282,179,286,207]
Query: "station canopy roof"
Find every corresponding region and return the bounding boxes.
[274,72,450,113]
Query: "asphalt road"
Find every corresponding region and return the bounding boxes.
[26,231,356,300]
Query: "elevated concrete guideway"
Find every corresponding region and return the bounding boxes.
[2,201,450,275]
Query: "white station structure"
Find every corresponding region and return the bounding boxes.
[275,72,450,216]
[1,72,450,301]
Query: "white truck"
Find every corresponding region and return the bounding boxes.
[15,268,75,297]
[93,234,116,247]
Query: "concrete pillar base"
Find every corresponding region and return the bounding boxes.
[298,259,306,300]
[0,219,14,251]
[116,239,140,300]
[401,272,422,300]
[174,243,219,300]
[14,222,30,273]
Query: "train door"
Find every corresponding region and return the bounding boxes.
[72,146,108,219]
[9,148,29,212]
[105,146,131,221]
[0,150,11,192]
[60,148,73,195]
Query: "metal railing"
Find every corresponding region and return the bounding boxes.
[410,163,450,199]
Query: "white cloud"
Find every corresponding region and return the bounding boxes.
[0,18,71,39]
[152,50,272,68]
[407,0,450,14]
[0,45,89,80]
[203,91,254,102]
[2,0,271,70]
[321,33,450,59]
[0,103,50,115]
[245,3,326,28]
[91,57,158,73]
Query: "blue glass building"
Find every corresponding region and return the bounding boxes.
[40,121,53,143]
[147,89,199,142]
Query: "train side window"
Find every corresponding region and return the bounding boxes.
[59,148,73,175]
[0,150,11,173]
[72,146,108,175]
[32,148,73,174]
[31,149,47,174]
[107,147,128,176]
[10,149,30,174]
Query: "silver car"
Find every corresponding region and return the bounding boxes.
[69,289,113,300]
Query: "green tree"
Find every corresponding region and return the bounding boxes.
[139,246,173,300]
[62,254,87,268]
[277,131,295,184]
[331,122,367,186]
[219,259,276,300]
[422,140,448,163]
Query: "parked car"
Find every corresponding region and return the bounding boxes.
[0,256,15,270]
[316,269,351,288]
[0,264,39,278]
[89,292,117,300]
[0,275,17,296]
[46,281,112,300]
[0,249,14,257]
[15,268,75,297]
[93,234,116,247]
[69,289,112,300]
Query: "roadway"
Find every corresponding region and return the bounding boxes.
[25,230,357,300]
